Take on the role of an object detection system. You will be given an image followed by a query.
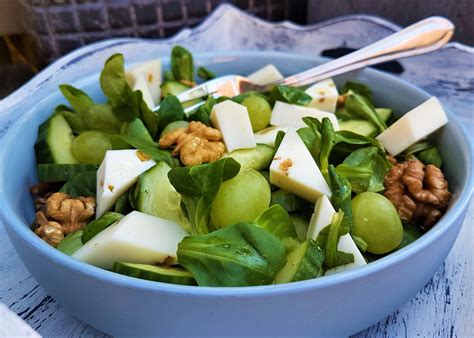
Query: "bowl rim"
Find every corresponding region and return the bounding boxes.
[0,44,472,298]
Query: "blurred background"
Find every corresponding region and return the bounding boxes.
[1,0,472,98]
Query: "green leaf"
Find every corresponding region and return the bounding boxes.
[352,235,368,253]
[398,223,423,249]
[157,95,186,132]
[82,212,123,243]
[120,135,180,168]
[341,81,374,105]
[319,117,337,173]
[298,117,323,164]
[270,189,311,213]
[177,222,287,286]
[197,66,216,80]
[171,45,194,83]
[168,158,241,235]
[60,111,87,133]
[335,147,391,193]
[126,118,153,142]
[57,230,83,255]
[328,165,353,234]
[59,84,95,116]
[254,204,297,241]
[344,92,386,132]
[138,92,159,138]
[84,104,122,134]
[60,171,97,197]
[187,96,215,126]
[418,147,443,167]
[315,211,354,269]
[269,85,312,106]
[100,54,140,122]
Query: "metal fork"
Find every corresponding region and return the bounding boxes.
[153,16,454,115]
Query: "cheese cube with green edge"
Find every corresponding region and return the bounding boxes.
[306,195,366,274]
[96,150,156,219]
[270,128,331,203]
[247,64,283,85]
[125,59,162,105]
[132,75,155,109]
[72,211,188,269]
[253,126,288,147]
[270,101,340,130]
[376,97,448,156]
[305,78,339,113]
[211,100,256,152]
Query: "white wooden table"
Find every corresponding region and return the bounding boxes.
[0,5,472,337]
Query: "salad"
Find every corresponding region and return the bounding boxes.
[31,46,451,287]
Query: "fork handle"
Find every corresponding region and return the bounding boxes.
[279,16,454,87]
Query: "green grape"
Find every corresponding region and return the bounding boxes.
[72,131,112,164]
[241,95,272,132]
[352,192,403,254]
[210,169,271,229]
[160,121,189,139]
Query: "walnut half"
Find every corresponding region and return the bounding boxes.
[383,159,450,231]
[159,121,226,166]
[34,192,95,246]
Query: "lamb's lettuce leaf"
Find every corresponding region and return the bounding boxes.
[315,210,354,269]
[100,54,159,136]
[187,96,215,126]
[82,212,123,243]
[197,66,216,80]
[120,135,180,168]
[270,190,311,213]
[59,85,94,116]
[269,85,312,106]
[157,95,186,132]
[168,158,241,235]
[171,45,194,84]
[177,222,286,286]
[59,171,96,197]
[341,81,374,104]
[335,146,391,193]
[254,204,298,243]
[57,230,83,255]
[328,165,353,234]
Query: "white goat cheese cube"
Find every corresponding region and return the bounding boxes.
[270,101,340,130]
[126,59,162,105]
[254,126,288,147]
[305,78,339,113]
[133,75,155,109]
[376,97,448,156]
[306,195,335,240]
[211,100,256,152]
[247,64,284,85]
[306,195,367,275]
[96,150,156,218]
[270,128,331,203]
[72,211,188,269]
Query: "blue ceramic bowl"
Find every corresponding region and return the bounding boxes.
[0,44,472,336]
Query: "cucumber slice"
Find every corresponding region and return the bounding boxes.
[339,119,378,137]
[132,161,191,232]
[160,81,200,108]
[274,240,324,284]
[37,163,98,183]
[35,114,78,164]
[375,108,393,124]
[113,262,196,285]
[114,189,133,214]
[221,144,274,171]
